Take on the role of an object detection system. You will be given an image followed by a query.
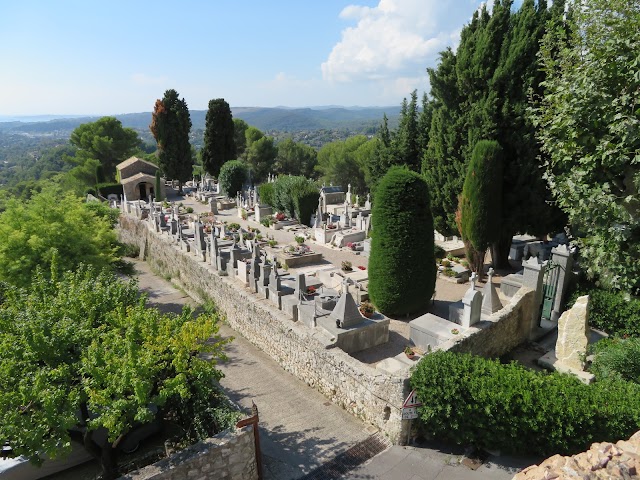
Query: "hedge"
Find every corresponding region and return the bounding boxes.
[95,183,123,197]
[367,167,436,315]
[411,351,640,456]
[568,287,640,337]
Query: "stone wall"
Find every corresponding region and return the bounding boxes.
[439,287,536,358]
[513,430,640,480]
[118,215,409,443]
[120,426,257,480]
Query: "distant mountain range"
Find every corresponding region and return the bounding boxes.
[0,106,401,135]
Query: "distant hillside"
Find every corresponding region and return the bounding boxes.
[0,106,401,136]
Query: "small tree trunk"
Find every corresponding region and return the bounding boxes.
[491,232,512,270]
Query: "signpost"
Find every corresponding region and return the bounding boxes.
[402,389,422,444]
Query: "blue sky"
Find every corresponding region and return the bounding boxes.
[1,0,494,115]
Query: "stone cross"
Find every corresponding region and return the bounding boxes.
[470,272,477,290]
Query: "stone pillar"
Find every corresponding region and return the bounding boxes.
[209,197,218,214]
[259,263,272,287]
[522,257,546,338]
[551,244,574,322]
[555,295,589,370]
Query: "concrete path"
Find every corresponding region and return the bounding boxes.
[134,259,537,480]
[135,259,373,479]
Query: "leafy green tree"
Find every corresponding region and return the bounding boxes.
[0,266,233,479]
[366,115,394,193]
[368,167,436,315]
[150,89,192,194]
[70,117,141,181]
[459,140,503,277]
[218,159,247,198]
[201,98,236,177]
[0,186,118,287]
[533,0,640,294]
[272,175,318,223]
[233,118,249,157]
[274,138,318,178]
[316,136,370,194]
[245,136,277,183]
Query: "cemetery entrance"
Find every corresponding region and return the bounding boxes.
[541,260,560,322]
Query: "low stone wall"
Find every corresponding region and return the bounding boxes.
[439,287,536,358]
[513,430,640,479]
[118,215,409,443]
[120,426,257,480]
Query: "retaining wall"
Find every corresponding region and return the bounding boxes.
[118,215,409,443]
[120,426,257,480]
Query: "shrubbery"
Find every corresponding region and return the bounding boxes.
[411,351,640,456]
[272,175,319,224]
[571,288,640,337]
[218,160,247,198]
[368,167,436,315]
[590,337,640,384]
[258,182,274,207]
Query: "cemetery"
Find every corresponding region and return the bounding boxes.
[115,173,597,449]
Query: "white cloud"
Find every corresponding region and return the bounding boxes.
[321,0,475,84]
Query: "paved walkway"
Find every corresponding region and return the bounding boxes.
[134,259,536,480]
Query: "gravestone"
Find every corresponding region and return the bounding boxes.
[295,273,306,301]
[461,273,482,328]
[329,281,363,329]
[209,197,218,214]
[481,268,503,316]
[555,295,590,371]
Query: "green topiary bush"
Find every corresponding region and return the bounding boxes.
[218,160,248,198]
[293,184,320,226]
[258,182,275,207]
[368,167,436,315]
[411,351,640,456]
[458,140,503,276]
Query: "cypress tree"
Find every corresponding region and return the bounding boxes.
[459,140,503,277]
[150,89,192,194]
[201,98,236,177]
[368,167,436,316]
[154,169,163,201]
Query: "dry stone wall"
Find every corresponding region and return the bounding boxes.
[120,426,257,480]
[118,215,409,443]
[513,430,640,480]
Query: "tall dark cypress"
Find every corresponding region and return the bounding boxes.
[201,98,236,177]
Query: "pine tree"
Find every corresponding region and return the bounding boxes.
[394,90,420,171]
[150,89,192,194]
[201,98,236,177]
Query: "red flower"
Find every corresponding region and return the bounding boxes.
[358,266,366,270]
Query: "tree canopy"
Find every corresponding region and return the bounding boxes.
[274,138,318,178]
[201,98,236,177]
[70,117,140,182]
[150,89,193,192]
[421,0,566,266]
[0,186,119,287]
[316,135,372,195]
[0,266,234,479]
[533,0,640,294]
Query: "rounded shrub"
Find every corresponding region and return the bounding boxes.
[411,351,640,456]
[272,175,318,223]
[258,182,275,207]
[368,166,436,315]
[218,160,248,198]
[459,140,503,275]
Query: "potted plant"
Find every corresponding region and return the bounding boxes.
[306,286,317,296]
[275,212,286,221]
[404,346,416,359]
[295,235,305,244]
[359,301,375,318]
[341,260,353,272]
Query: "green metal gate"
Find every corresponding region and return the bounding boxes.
[541,260,560,322]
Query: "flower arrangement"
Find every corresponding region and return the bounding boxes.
[228,222,240,232]
[275,212,286,221]
[306,286,316,295]
[241,208,248,220]
[295,235,305,244]
[357,265,366,271]
[404,346,416,358]
[327,223,337,229]
[451,328,459,335]
[346,242,355,250]
[341,260,353,272]
[359,301,375,318]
